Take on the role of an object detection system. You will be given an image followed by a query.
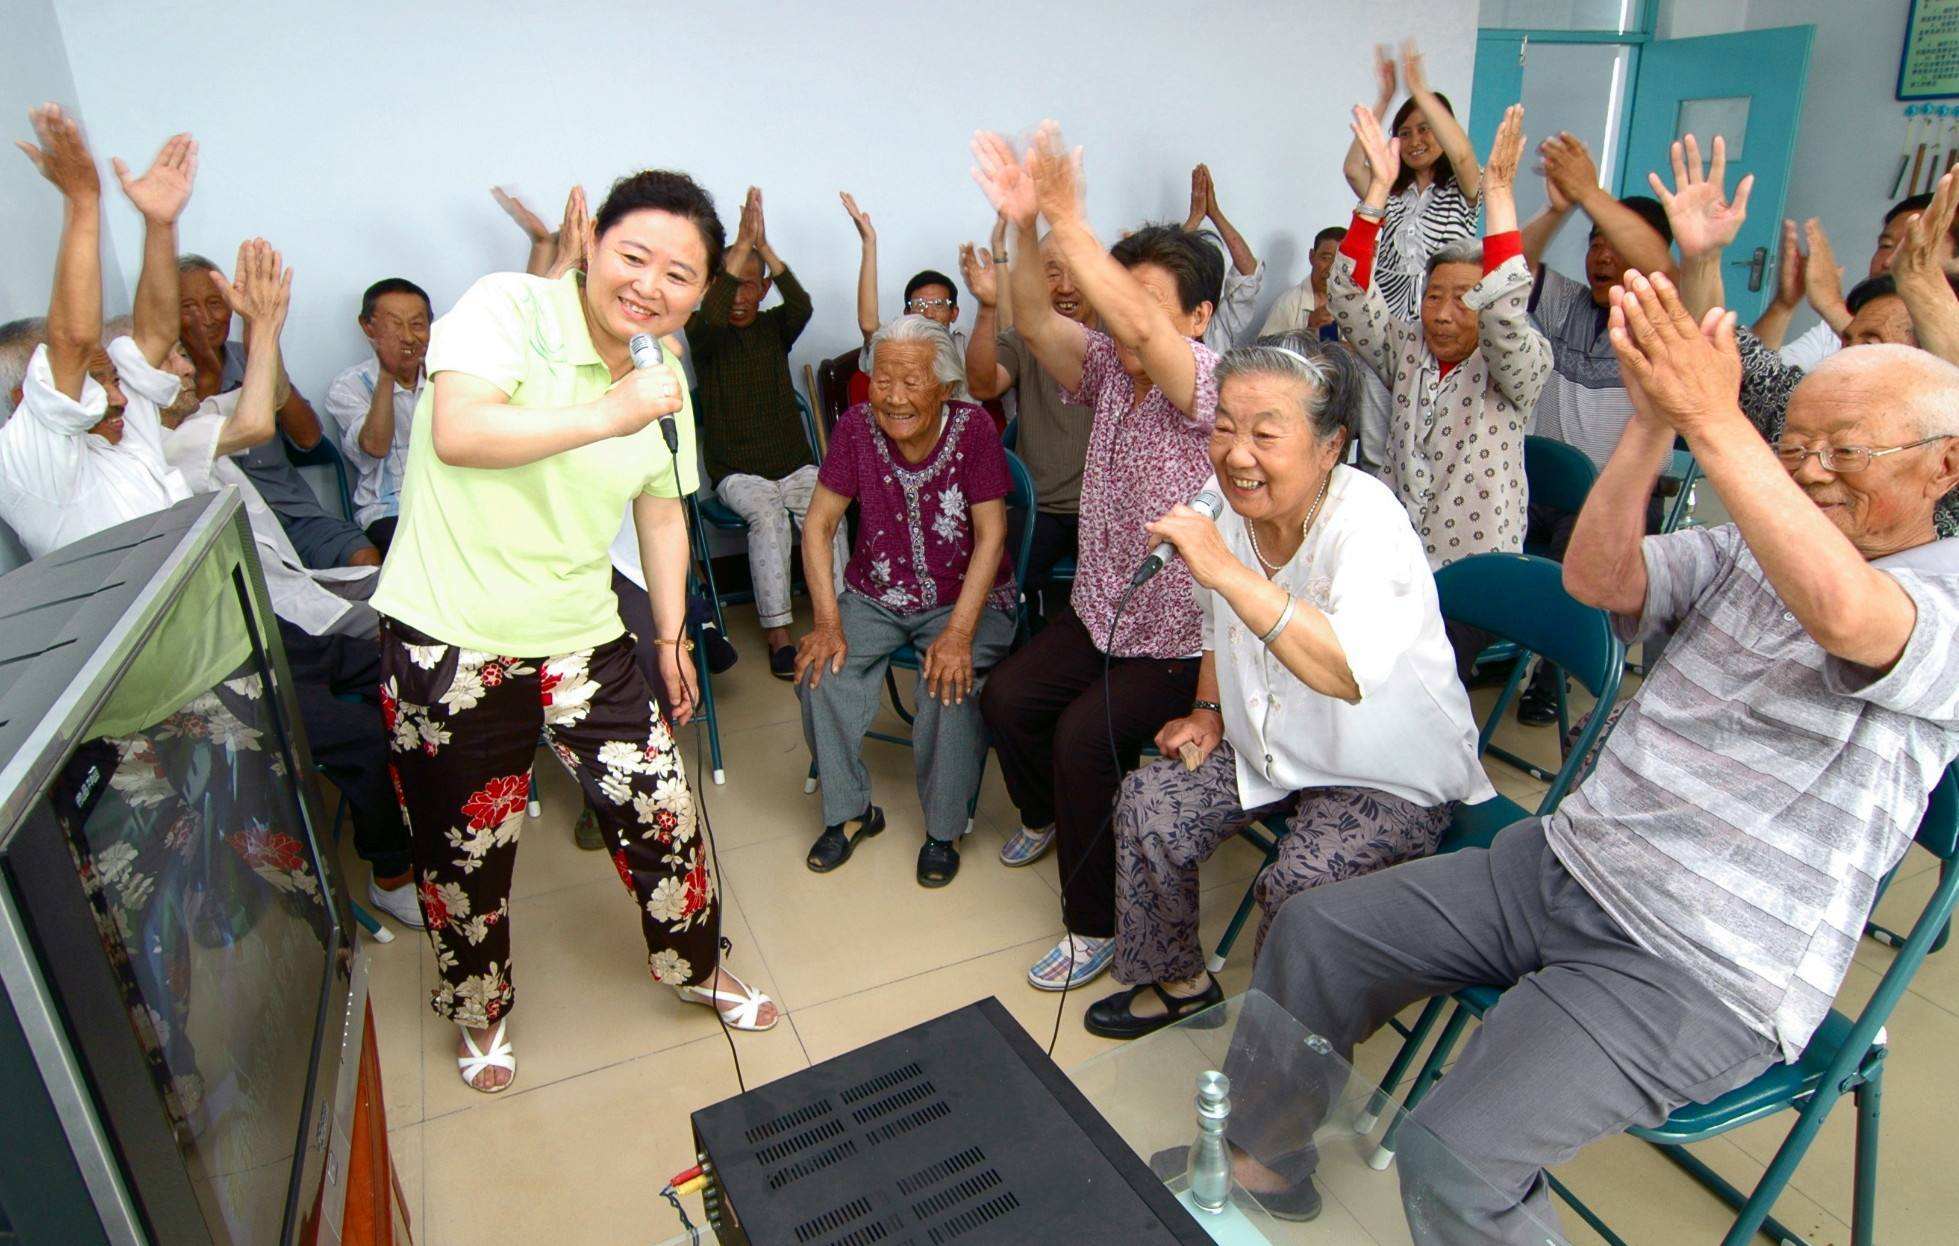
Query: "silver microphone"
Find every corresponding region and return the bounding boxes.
[628,332,681,455]
[1132,488,1225,585]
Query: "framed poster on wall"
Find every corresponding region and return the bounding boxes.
[1901,0,1959,100]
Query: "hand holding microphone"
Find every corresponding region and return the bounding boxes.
[1134,488,1225,587]
[602,332,683,447]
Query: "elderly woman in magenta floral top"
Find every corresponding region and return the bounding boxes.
[797,316,1018,887]
[971,122,1226,993]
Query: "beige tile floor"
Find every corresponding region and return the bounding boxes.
[344,604,1959,1246]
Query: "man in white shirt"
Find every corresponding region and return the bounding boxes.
[322,278,431,553]
[1760,191,1959,370]
[1184,164,1264,351]
[1260,226,1347,339]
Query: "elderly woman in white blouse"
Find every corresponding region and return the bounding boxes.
[1083,336,1495,1040]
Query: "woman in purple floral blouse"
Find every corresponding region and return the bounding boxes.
[796,316,1019,887]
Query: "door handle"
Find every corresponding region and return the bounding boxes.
[1729,246,1768,293]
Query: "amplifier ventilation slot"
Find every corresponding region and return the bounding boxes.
[746,1098,836,1144]
[910,1169,1005,1221]
[766,1140,859,1190]
[754,1117,847,1166]
[794,1195,874,1244]
[841,1061,925,1104]
[925,1192,1022,1244]
[849,1080,939,1124]
[896,1147,987,1196]
[864,1098,952,1146]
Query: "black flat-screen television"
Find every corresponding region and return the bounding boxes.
[0,490,368,1245]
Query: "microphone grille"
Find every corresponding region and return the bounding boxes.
[1192,489,1225,520]
[628,333,663,369]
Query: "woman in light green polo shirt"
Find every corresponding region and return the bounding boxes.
[371,170,775,1094]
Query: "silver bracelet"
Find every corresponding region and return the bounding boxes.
[1259,595,1298,646]
[1353,199,1387,221]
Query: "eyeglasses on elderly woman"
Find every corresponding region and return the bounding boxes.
[1772,434,1956,474]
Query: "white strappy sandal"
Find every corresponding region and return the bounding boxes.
[680,972,779,1032]
[457,1020,516,1093]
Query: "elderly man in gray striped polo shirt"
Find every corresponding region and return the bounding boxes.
[1188,271,1959,1242]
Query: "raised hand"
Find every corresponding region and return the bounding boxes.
[958,241,998,308]
[840,191,875,243]
[213,238,294,335]
[751,187,772,254]
[989,211,1009,260]
[113,132,196,223]
[1894,167,1959,288]
[1484,105,1525,196]
[733,187,761,249]
[1771,218,1806,309]
[1647,134,1753,260]
[490,186,553,242]
[971,131,1038,228]
[1399,39,1431,97]
[1372,44,1398,109]
[1606,269,1741,437]
[16,103,99,200]
[1350,104,1401,199]
[1184,165,1208,230]
[1803,219,1845,313]
[546,185,594,279]
[1538,133,1597,210]
[1024,121,1086,226]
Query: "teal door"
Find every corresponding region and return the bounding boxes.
[1619,26,1815,319]
[1468,32,1526,159]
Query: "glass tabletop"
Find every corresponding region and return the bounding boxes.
[1069,990,1571,1246]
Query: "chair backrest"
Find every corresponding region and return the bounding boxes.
[1435,552,1626,808]
[1524,435,1597,517]
[1003,450,1039,620]
[815,346,861,437]
[1919,762,1959,860]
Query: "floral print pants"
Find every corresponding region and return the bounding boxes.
[380,619,717,1027]
[1112,742,1452,986]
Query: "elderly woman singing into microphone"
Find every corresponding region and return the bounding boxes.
[1083,336,1494,1039]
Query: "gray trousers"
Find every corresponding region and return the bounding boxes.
[717,465,845,630]
[800,592,1016,842]
[1223,820,1777,1245]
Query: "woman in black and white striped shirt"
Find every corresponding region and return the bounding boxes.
[1341,41,1483,321]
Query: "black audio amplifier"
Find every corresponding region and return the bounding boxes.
[690,997,1212,1245]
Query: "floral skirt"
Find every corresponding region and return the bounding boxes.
[379,618,717,1026]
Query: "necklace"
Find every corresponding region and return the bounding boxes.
[1247,472,1330,575]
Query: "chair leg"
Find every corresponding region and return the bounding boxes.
[1716,1089,1845,1246]
[1355,998,1446,1134]
[692,632,726,785]
[1371,1003,1472,1169]
[1651,1144,1812,1246]
[884,666,915,727]
[526,764,542,818]
[804,759,819,795]
[328,794,393,944]
[1205,875,1264,975]
[1852,1067,1882,1246]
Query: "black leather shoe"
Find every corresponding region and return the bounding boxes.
[1084,977,1224,1040]
[1517,667,1562,726]
[1147,1147,1322,1222]
[770,645,798,681]
[916,837,961,887]
[702,626,739,675]
[806,806,885,873]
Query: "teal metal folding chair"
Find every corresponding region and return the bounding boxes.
[289,435,358,522]
[1206,552,1625,975]
[690,391,825,629]
[803,450,1041,835]
[1370,764,1959,1246]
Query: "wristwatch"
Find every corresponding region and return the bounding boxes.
[1192,699,1223,715]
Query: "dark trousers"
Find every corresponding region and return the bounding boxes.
[364,515,398,557]
[279,620,410,877]
[1224,821,1775,1244]
[1007,509,1080,623]
[610,570,674,721]
[977,605,1199,937]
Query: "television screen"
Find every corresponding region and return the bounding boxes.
[42,547,336,1244]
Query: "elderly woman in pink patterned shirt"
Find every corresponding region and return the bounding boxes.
[972,121,1227,993]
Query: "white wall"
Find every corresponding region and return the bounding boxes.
[13,0,1477,401]
[0,0,124,321]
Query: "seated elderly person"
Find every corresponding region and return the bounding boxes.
[322,277,432,554]
[797,316,1018,888]
[1174,272,1959,1241]
[1334,104,1551,676]
[1083,336,1492,1040]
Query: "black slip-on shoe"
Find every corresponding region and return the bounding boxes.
[806,805,886,873]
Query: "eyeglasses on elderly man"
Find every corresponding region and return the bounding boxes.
[1773,433,1957,474]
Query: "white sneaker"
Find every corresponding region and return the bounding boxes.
[367,879,426,930]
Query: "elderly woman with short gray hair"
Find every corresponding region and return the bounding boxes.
[797,315,1019,887]
[1334,102,1551,585]
[1083,336,1494,1040]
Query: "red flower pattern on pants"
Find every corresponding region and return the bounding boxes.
[380,619,716,1027]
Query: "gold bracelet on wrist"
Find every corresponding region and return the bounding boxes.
[651,637,695,652]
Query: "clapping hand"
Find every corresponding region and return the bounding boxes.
[490,186,553,242]
[1185,164,1211,231]
[1399,39,1432,97]
[1350,104,1401,200]
[1893,167,1959,290]
[114,132,196,223]
[958,241,998,308]
[1372,44,1398,109]
[1606,270,1741,439]
[546,185,596,279]
[1023,121,1086,227]
[1648,134,1753,260]
[1802,219,1845,315]
[970,130,1039,229]
[1483,105,1525,196]
[1771,218,1807,310]
[212,238,294,336]
[1537,132,1597,212]
[16,103,99,201]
